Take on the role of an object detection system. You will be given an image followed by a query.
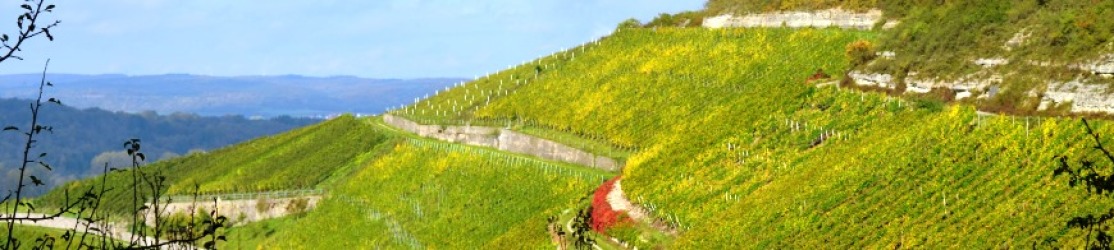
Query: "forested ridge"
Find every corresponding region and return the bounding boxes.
[0,98,317,195]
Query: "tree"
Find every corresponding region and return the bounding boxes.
[617,18,642,30]
[1054,118,1114,249]
[1,1,227,249]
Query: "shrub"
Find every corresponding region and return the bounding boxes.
[590,177,629,232]
[256,197,271,213]
[845,40,876,67]
[285,198,309,214]
[618,18,642,30]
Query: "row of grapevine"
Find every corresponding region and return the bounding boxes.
[261,137,614,248]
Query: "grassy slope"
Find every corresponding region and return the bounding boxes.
[36,115,391,215]
[396,27,1114,248]
[260,138,612,249]
[1,225,114,249]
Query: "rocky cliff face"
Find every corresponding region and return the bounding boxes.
[849,51,1114,113]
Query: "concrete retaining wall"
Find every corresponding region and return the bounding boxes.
[383,115,620,171]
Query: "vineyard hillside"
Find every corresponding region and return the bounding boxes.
[257,138,612,248]
[36,115,393,215]
[393,27,1114,248]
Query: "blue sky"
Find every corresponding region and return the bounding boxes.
[1,0,704,78]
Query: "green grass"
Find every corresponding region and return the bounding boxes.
[260,138,613,249]
[215,216,304,250]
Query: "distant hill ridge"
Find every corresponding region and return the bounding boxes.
[0,74,465,118]
[0,97,318,195]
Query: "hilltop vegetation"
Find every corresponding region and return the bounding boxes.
[704,0,1114,114]
[393,26,1114,248]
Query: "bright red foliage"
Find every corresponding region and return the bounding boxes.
[590,176,628,232]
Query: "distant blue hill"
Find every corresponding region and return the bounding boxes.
[0,74,466,118]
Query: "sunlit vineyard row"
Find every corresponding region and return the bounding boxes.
[392,26,1114,248]
[261,138,613,248]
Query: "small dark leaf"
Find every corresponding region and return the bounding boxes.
[136,153,145,161]
[3,126,17,131]
[42,28,51,41]
[27,24,34,31]
[1,34,7,42]
[204,241,216,249]
[217,235,227,241]
[38,162,51,171]
[45,82,52,87]
[126,149,134,155]
[22,201,34,211]
[45,5,54,11]
[39,152,46,158]
[138,205,149,211]
[20,4,31,11]
[30,175,44,186]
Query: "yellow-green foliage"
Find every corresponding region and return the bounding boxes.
[394,27,1114,248]
[36,115,391,215]
[164,115,388,194]
[1,225,114,249]
[261,139,610,249]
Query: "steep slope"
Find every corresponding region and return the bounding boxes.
[259,138,611,248]
[32,114,612,249]
[36,115,391,215]
[394,27,1114,248]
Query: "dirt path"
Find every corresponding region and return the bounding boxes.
[2,213,190,249]
[605,179,677,235]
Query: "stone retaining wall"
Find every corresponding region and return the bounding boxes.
[383,115,620,171]
[703,9,894,29]
[145,196,321,226]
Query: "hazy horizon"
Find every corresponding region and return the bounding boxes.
[0,1,704,79]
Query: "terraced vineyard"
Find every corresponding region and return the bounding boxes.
[35,115,393,215]
[21,11,1114,249]
[392,27,1114,248]
[259,138,612,248]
